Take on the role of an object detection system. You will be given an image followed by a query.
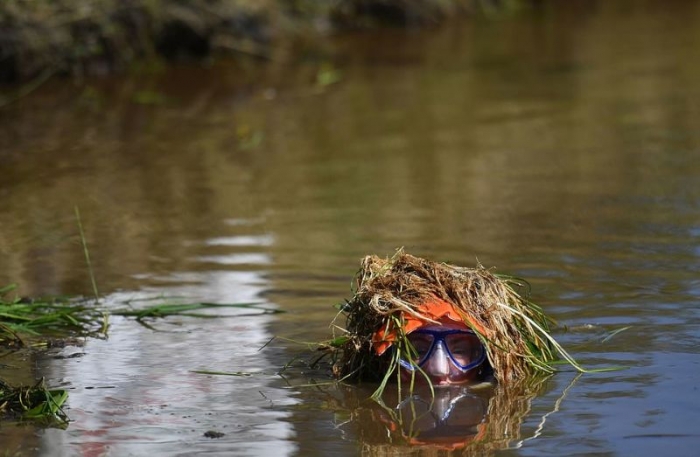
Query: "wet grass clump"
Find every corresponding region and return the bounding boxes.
[0,283,280,347]
[0,285,107,347]
[0,285,280,423]
[0,378,69,426]
[112,301,281,320]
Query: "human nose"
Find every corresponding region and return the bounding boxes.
[427,340,450,377]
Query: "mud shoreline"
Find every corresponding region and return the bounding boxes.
[0,0,521,85]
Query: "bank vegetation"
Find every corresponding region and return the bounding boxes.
[0,0,525,84]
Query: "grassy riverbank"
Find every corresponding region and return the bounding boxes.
[0,0,524,84]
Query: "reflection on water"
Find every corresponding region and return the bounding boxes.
[385,388,489,447]
[287,376,557,456]
[335,385,492,454]
[39,241,299,456]
[2,0,700,455]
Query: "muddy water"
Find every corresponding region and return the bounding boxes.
[2,1,700,455]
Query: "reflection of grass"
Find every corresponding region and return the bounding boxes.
[0,378,69,426]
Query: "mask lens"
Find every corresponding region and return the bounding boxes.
[406,333,434,364]
[444,333,483,369]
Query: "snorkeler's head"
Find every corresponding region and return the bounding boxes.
[372,298,488,385]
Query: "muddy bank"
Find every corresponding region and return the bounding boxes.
[0,0,521,84]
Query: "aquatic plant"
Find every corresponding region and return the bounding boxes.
[0,284,108,347]
[111,301,280,320]
[0,282,280,347]
[0,378,69,426]
[0,289,280,424]
[110,301,282,333]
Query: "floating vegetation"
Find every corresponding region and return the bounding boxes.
[0,284,107,348]
[0,378,69,426]
[0,284,281,347]
[326,249,587,399]
[111,302,281,321]
[0,289,281,425]
[0,207,284,428]
[191,370,256,377]
[601,326,631,343]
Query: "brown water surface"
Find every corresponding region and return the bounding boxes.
[2,1,700,456]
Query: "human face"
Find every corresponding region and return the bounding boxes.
[399,319,485,386]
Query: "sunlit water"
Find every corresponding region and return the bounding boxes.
[2,1,700,455]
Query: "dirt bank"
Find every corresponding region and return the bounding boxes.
[0,0,520,84]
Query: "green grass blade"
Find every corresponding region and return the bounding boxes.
[191,370,255,377]
[601,326,631,343]
[75,206,100,302]
[112,302,280,319]
[0,284,17,295]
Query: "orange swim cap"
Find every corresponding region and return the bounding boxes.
[372,297,470,356]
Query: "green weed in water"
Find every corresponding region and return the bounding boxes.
[1,284,282,347]
[0,285,107,347]
[0,292,283,424]
[0,378,69,426]
[111,302,281,320]
[191,370,255,377]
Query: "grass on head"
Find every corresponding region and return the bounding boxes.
[330,249,582,398]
